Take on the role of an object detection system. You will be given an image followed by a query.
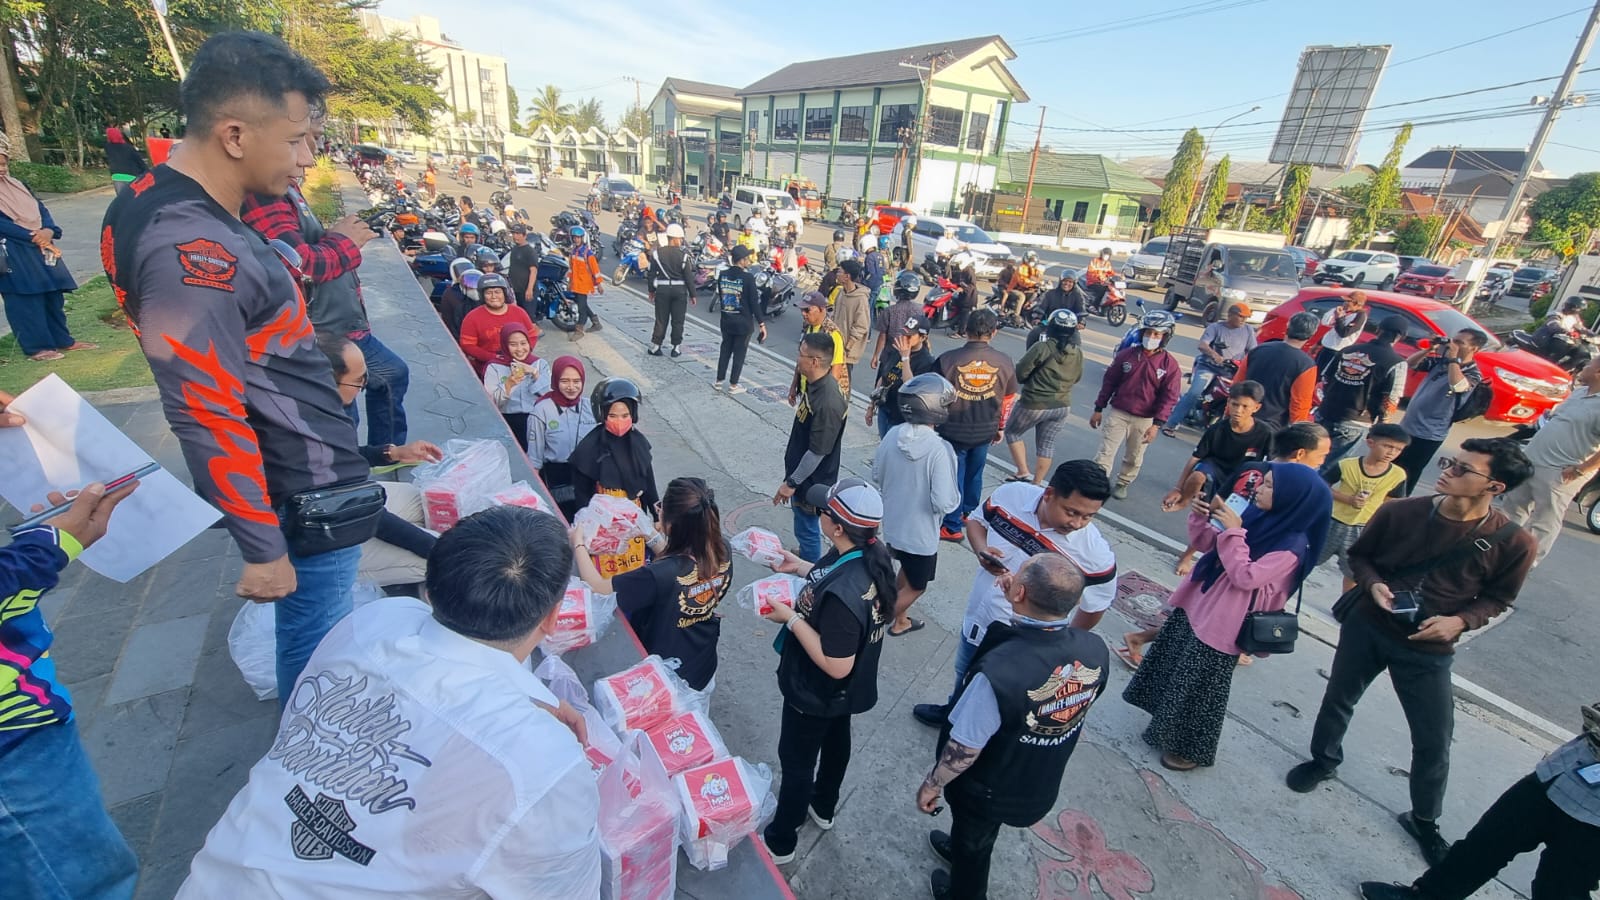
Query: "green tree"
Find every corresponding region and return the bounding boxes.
[1155,127,1204,235]
[1197,155,1230,228]
[1350,122,1412,247]
[279,0,443,135]
[1270,164,1311,241]
[571,97,603,131]
[526,83,571,132]
[1392,216,1444,256]
[616,101,649,136]
[1527,171,1600,260]
[505,84,522,135]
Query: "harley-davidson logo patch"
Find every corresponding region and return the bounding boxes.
[175,238,238,292]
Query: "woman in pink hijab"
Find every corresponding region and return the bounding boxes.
[0,131,90,361]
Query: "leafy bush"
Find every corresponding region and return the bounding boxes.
[301,157,342,222]
[9,162,110,194]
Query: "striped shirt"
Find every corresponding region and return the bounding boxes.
[0,526,82,750]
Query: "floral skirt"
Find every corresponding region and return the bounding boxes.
[1121,608,1239,766]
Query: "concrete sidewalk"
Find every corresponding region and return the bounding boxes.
[572,283,1558,899]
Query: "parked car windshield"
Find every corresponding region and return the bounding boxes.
[1334,251,1374,262]
[1513,267,1551,281]
[605,180,636,193]
[1226,250,1299,279]
[947,224,997,243]
[1141,239,1169,256]
[766,193,797,209]
[1411,265,1451,278]
[1423,308,1503,351]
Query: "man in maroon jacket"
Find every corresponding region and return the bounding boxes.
[1091,310,1182,499]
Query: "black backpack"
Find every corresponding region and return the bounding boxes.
[1451,378,1494,423]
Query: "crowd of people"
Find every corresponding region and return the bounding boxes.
[2,28,1598,900]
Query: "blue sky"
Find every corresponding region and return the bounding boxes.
[376,0,1600,176]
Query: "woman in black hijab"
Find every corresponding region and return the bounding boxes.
[570,377,660,577]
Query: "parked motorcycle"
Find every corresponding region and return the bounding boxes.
[1507,326,1600,377]
[915,252,947,286]
[921,275,960,330]
[533,252,583,333]
[752,267,794,318]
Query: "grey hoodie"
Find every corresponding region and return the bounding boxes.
[872,422,961,556]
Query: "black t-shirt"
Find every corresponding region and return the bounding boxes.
[1193,419,1273,479]
[784,374,848,495]
[936,342,1019,448]
[614,552,732,691]
[875,343,937,426]
[507,242,540,298]
[779,548,887,715]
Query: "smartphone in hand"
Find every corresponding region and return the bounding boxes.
[1210,493,1250,531]
[979,549,1007,573]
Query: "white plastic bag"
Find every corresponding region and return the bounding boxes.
[592,655,703,733]
[672,756,777,871]
[730,527,786,567]
[735,574,805,618]
[574,494,646,555]
[534,654,623,776]
[491,480,548,512]
[412,439,513,531]
[541,578,617,655]
[599,732,679,900]
[227,601,278,701]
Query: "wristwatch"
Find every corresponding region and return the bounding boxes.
[380,444,397,462]
[784,477,800,490]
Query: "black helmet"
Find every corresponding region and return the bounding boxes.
[833,229,846,242]
[897,373,956,425]
[590,377,642,423]
[1286,311,1320,341]
[893,270,922,301]
[1045,308,1080,341]
[1561,296,1585,313]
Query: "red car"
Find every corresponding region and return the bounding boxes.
[1393,264,1469,303]
[1257,287,1572,424]
[1286,246,1321,276]
[872,204,914,234]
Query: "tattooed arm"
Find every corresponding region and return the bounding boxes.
[917,740,982,812]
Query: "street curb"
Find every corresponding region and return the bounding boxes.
[604,276,1573,748]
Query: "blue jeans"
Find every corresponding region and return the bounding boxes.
[942,443,991,532]
[877,415,893,440]
[948,633,980,704]
[274,544,362,705]
[1168,367,1224,429]
[793,505,823,564]
[1319,418,1368,478]
[353,332,410,446]
[0,721,138,899]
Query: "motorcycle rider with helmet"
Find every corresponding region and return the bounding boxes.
[1092,310,1183,499]
[1531,297,1596,366]
[826,229,848,273]
[1085,246,1116,308]
[1038,271,1088,322]
[710,211,732,247]
[934,227,964,278]
[872,370,961,637]
[455,222,480,259]
[1004,250,1044,320]
[1007,310,1085,485]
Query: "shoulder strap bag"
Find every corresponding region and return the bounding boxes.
[1329,519,1520,623]
[1238,585,1303,655]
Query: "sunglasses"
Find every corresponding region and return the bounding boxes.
[1436,456,1492,480]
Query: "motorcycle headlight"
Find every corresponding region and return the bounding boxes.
[1221,288,1248,302]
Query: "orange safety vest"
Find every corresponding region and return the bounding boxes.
[1086,258,1115,285]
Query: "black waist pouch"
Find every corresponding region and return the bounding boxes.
[280,480,386,557]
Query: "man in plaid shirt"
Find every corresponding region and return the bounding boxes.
[241,104,411,445]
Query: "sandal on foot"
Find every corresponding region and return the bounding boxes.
[1114,644,1143,671]
[28,350,64,361]
[1005,474,1033,483]
[889,618,926,637]
[62,341,98,352]
[1160,752,1199,771]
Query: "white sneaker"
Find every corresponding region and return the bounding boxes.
[728,383,746,394]
[713,381,724,391]
[808,806,835,831]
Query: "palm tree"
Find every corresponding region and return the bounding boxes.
[526,84,572,132]
[572,98,605,131]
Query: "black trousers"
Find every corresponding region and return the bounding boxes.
[1309,609,1455,821]
[1414,772,1600,900]
[651,285,689,346]
[1396,436,1444,496]
[947,793,1005,900]
[717,323,753,385]
[502,411,530,452]
[763,703,852,856]
[573,292,597,327]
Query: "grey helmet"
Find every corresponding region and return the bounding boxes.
[1139,309,1177,334]
[896,373,956,426]
[449,257,474,283]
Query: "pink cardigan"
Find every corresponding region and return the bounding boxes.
[1171,513,1300,656]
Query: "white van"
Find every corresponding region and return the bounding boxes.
[731,186,805,236]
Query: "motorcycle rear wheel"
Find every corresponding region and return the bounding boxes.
[1587,494,1600,535]
[1106,304,1128,327]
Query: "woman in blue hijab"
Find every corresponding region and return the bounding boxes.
[1123,462,1332,770]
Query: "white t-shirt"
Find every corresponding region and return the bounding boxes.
[178,598,601,899]
[960,481,1118,646]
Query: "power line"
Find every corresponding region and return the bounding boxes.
[1015,0,1271,46]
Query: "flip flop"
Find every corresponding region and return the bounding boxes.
[1160,427,1179,438]
[889,618,925,637]
[27,350,64,361]
[1005,474,1033,483]
[1113,644,1142,671]
[62,341,99,352]
[1160,752,1200,772]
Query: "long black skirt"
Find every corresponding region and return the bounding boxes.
[1121,608,1239,767]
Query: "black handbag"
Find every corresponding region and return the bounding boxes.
[279,480,386,557]
[1237,585,1302,655]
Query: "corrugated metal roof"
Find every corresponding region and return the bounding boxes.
[663,78,739,101]
[739,36,1007,96]
[995,152,1160,194]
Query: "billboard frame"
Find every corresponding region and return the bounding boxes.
[1269,45,1391,170]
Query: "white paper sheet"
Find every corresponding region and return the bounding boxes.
[0,374,221,582]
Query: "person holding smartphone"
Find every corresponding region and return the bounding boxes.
[481,324,548,451]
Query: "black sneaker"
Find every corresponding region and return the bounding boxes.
[1285,760,1336,793]
[1359,883,1421,900]
[912,703,949,728]
[647,345,664,357]
[671,345,682,358]
[928,830,952,865]
[1397,811,1451,867]
[929,868,952,900]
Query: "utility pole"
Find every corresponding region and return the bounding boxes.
[1020,106,1046,228]
[1466,0,1600,313]
[151,0,187,81]
[1432,145,1458,209]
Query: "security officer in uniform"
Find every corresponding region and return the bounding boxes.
[713,244,767,392]
[917,553,1110,900]
[647,223,692,357]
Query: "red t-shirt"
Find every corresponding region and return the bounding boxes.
[459,305,535,374]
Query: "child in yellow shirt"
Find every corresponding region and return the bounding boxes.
[1317,423,1410,591]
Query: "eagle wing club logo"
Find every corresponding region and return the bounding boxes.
[285,787,376,866]
[954,359,1001,399]
[175,238,239,292]
[1023,662,1104,737]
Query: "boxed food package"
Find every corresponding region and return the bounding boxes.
[730,527,786,567]
[735,574,805,618]
[411,439,513,531]
[491,480,548,512]
[574,494,645,555]
[672,756,776,871]
[599,733,679,900]
[592,656,696,733]
[644,710,725,777]
[541,579,616,655]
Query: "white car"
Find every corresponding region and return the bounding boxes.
[730,186,805,237]
[1313,250,1401,289]
[1122,237,1170,286]
[908,216,1012,279]
[511,165,537,188]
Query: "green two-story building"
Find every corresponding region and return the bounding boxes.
[738,35,1027,215]
[645,78,744,194]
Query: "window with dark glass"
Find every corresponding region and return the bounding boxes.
[878,104,916,142]
[927,106,962,147]
[966,112,989,151]
[804,108,834,141]
[773,108,799,141]
[748,110,760,137]
[838,106,871,142]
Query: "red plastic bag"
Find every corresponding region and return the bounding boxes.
[599,733,679,900]
[491,480,548,512]
[730,527,786,567]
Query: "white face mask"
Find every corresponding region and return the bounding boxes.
[1143,335,1163,351]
